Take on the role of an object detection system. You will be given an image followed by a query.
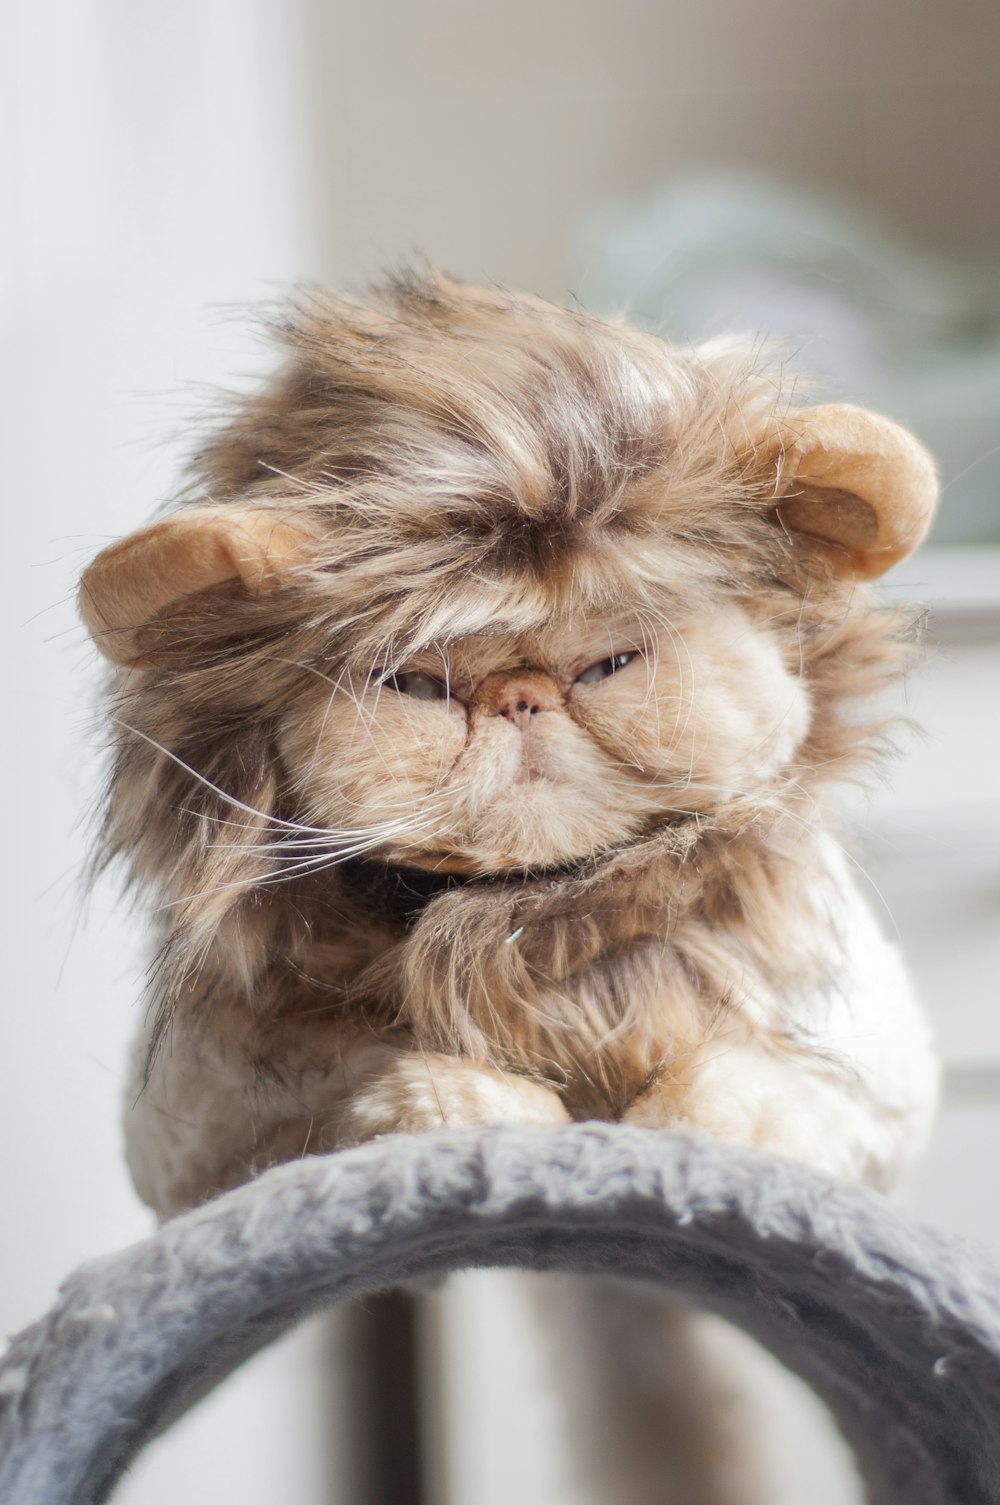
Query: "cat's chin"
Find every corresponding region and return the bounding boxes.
[381,799,660,878]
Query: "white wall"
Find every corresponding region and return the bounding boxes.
[298,0,1000,299]
[1,4,332,1501]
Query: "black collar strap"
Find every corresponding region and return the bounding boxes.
[336,854,581,929]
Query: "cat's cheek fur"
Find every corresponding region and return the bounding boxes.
[625,609,812,803]
[277,684,467,828]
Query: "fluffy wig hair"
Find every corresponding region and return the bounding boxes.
[80,269,937,1118]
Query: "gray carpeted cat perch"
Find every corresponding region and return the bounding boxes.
[1,1124,999,1505]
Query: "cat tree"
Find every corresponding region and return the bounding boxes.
[2,1124,998,1504]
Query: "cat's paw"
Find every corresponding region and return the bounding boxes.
[624,1080,762,1145]
[339,1051,571,1144]
[622,1043,897,1185]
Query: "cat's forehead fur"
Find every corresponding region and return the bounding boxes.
[187,270,788,658]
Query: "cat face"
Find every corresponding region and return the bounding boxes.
[275,601,810,874]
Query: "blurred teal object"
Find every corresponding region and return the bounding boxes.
[575,174,1000,547]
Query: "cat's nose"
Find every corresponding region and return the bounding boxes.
[499,691,544,734]
[475,672,563,733]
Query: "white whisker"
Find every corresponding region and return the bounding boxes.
[116,720,346,837]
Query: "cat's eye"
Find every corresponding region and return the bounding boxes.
[575,651,638,685]
[382,670,450,702]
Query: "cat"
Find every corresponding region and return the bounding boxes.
[79,268,939,1221]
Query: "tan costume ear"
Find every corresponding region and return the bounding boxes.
[765,404,938,580]
[79,507,309,665]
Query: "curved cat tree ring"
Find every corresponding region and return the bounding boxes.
[1,1124,999,1504]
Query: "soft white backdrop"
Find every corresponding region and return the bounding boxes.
[2,4,333,1499]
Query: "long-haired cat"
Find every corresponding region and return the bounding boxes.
[79,269,939,1221]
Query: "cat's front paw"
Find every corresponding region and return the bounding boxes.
[621,1042,904,1186]
[339,1051,571,1144]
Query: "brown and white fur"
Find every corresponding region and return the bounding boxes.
[79,270,939,1221]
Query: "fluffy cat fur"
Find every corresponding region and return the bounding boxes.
[79,269,939,1219]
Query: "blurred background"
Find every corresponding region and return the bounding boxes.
[2,2,998,1502]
